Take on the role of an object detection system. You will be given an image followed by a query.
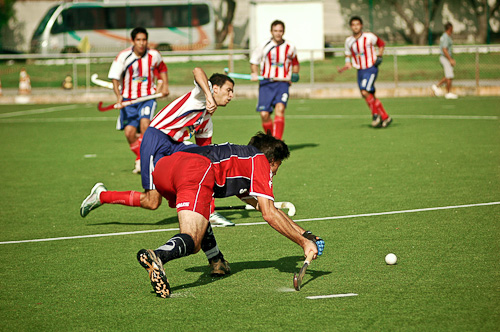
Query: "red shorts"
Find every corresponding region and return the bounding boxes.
[152,152,214,220]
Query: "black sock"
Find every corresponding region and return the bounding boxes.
[155,233,195,264]
[201,224,224,262]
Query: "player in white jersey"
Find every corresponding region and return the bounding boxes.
[108,27,169,173]
[338,16,392,128]
[250,20,300,139]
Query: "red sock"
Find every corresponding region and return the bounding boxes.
[273,116,285,140]
[130,139,141,160]
[262,120,273,135]
[374,99,389,120]
[100,191,141,207]
[365,94,377,116]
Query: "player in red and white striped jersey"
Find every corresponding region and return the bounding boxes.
[250,20,300,139]
[339,16,392,128]
[108,27,169,173]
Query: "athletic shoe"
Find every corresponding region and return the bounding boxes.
[209,212,235,226]
[382,116,393,128]
[80,183,107,218]
[445,92,458,99]
[371,114,382,128]
[132,160,141,174]
[431,84,443,96]
[209,258,231,276]
[137,249,171,298]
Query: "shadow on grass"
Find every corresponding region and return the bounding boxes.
[91,215,180,226]
[170,255,331,292]
[287,143,319,151]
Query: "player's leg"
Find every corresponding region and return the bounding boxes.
[271,82,290,139]
[257,82,275,134]
[201,222,231,275]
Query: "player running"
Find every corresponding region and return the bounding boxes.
[250,20,300,139]
[136,133,325,298]
[108,27,169,174]
[338,16,392,128]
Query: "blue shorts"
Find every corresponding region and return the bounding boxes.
[256,80,290,113]
[140,127,197,190]
[116,99,157,131]
[357,66,378,93]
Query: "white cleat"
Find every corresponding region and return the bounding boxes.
[444,92,458,99]
[132,160,141,174]
[80,182,107,218]
[431,84,443,96]
[209,212,235,227]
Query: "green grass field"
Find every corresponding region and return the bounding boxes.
[1,52,500,88]
[1,96,499,331]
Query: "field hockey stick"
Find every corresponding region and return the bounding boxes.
[91,74,114,90]
[215,202,296,217]
[293,250,315,291]
[337,66,349,74]
[223,68,292,82]
[97,93,163,112]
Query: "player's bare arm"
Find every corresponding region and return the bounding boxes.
[112,79,124,108]
[157,71,169,97]
[443,48,455,66]
[250,63,260,81]
[193,67,217,113]
[257,196,318,259]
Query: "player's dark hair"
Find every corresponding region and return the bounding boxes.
[131,27,148,40]
[349,16,363,25]
[271,20,285,30]
[209,74,234,88]
[249,132,290,163]
[444,22,453,31]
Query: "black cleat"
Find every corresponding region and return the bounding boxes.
[209,258,231,277]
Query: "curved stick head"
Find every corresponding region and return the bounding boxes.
[293,272,301,291]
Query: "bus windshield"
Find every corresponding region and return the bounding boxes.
[33,5,58,38]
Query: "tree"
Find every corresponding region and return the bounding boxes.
[467,0,500,43]
[0,0,16,49]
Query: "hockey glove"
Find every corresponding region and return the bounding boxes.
[374,57,383,67]
[302,231,325,256]
[291,73,300,82]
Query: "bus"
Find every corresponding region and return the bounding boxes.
[30,1,216,54]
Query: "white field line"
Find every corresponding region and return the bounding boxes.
[0,114,498,123]
[0,105,81,118]
[307,293,358,299]
[1,201,498,245]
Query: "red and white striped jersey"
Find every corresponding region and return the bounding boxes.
[108,47,167,99]
[250,39,299,80]
[344,32,385,70]
[149,81,213,142]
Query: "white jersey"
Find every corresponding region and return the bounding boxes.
[344,32,385,70]
[108,47,167,99]
[250,39,299,80]
[149,81,213,142]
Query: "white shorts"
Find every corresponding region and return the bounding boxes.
[439,56,454,79]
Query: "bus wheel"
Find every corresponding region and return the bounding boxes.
[157,44,172,52]
[62,47,79,54]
